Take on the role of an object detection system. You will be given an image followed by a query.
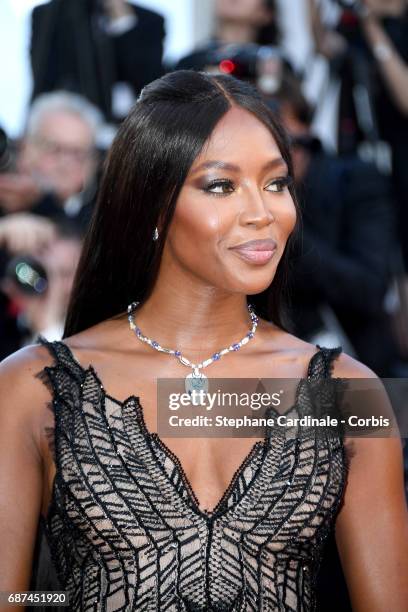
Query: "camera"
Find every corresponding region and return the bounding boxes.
[195,43,295,96]
[202,44,291,81]
[5,256,48,296]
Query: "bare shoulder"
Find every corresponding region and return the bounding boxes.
[330,350,378,379]
[0,314,128,406]
[0,343,58,458]
[258,323,318,359]
[268,324,378,379]
[0,342,54,392]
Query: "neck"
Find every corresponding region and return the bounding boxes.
[133,284,256,360]
[216,21,257,45]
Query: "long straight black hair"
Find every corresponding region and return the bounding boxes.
[64,70,301,337]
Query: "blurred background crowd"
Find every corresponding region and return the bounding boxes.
[1,0,408,379]
[0,1,407,608]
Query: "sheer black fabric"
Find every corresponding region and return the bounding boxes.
[35,339,348,611]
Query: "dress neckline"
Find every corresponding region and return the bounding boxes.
[44,339,327,522]
[52,339,326,410]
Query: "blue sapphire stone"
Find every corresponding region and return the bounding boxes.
[175,350,182,357]
[232,343,241,351]
[213,353,221,360]
[152,340,159,348]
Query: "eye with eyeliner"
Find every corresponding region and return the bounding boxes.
[202,175,293,196]
[202,178,234,195]
[265,175,293,192]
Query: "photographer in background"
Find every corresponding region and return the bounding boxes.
[30,0,165,121]
[175,0,278,71]
[308,0,408,275]
[0,91,102,231]
[0,214,55,359]
[0,215,82,360]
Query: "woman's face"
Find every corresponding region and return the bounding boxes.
[162,106,297,296]
[216,0,272,26]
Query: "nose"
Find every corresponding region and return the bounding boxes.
[238,186,274,229]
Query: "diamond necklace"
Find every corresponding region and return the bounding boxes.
[127,301,258,400]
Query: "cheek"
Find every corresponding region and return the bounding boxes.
[165,190,237,282]
[169,189,232,249]
[269,195,298,259]
[35,155,55,174]
[39,156,69,181]
[59,165,86,186]
[279,194,298,235]
[67,166,85,180]
[270,190,297,227]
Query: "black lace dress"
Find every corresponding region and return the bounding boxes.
[36,339,348,611]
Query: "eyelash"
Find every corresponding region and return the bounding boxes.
[203,176,293,196]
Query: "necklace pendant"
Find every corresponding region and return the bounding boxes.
[185,371,208,405]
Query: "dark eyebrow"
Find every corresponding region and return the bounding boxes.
[190,157,288,175]
[261,158,288,173]
[190,160,240,174]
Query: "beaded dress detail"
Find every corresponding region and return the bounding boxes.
[38,339,348,611]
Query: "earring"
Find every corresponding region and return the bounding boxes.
[153,227,159,241]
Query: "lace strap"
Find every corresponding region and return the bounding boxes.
[38,336,84,375]
[37,336,85,404]
[307,345,343,379]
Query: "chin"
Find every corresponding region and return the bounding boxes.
[242,282,273,296]
[227,274,275,296]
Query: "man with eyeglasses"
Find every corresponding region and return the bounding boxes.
[0,91,103,231]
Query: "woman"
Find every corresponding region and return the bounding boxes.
[175,0,278,72]
[0,70,407,611]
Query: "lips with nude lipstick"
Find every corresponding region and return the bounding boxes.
[229,238,278,264]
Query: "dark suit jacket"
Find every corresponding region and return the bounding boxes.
[30,1,165,119]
